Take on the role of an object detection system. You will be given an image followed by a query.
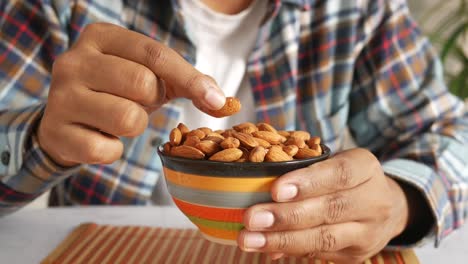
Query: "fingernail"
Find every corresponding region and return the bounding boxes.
[277,184,298,201]
[244,232,266,249]
[250,211,274,229]
[204,88,225,110]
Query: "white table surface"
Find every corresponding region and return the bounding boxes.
[0,206,467,263]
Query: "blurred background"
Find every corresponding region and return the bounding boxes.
[26,0,467,209]
[408,0,467,100]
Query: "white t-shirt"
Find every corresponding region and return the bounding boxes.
[178,0,267,131]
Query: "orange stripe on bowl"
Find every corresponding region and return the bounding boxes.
[173,197,245,223]
[196,224,239,241]
[163,167,275,192]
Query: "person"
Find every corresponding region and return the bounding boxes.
[0,0,467,262]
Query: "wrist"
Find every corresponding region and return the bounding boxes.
[386,177,410,238]
[387,177,435,245]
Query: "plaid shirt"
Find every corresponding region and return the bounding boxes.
[1,0,467,246]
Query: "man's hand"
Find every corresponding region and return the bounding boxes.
[238,148,410,263]
[38,23,225,166]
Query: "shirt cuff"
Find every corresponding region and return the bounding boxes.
[0,104,80,196]
[382,159,449,248]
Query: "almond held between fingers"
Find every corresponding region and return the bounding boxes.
[220,137,240,149]
[265,146,293,162]
[294,148,321,159]
[249,146,267,162]
[171,145,205,159]
[283,145,299,156]
[169,128,182,146]
[252,131,283,145]
[206,97,242,118]
[209,148,243,162]
[195,140,221,156]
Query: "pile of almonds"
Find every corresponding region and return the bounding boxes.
[162,122,323,162]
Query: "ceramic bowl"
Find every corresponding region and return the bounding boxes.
[157,144,330,245]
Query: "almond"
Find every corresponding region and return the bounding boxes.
[233,122,257,132]
[309,143,322,154]
[294,148,321,159]
[265,145,293,162]
[183,135,201,147]
[233,132,259,149]
[253,137,271,148]
[257,123,278,133]
[163,142,172,154]
[290,131,310,141]
[207,132,225,140]
[205,136,224,144]
[171,145,205,159]
[278,130,290,137]
[187,129,206,139]
[249,146,267,162]
[220,137,240,149]
[237,147,250,162]
[209,148,243,162]
[169,128,182,146]
[308,136,321,147]
[177,123,190,136]
[206,97,242,118]
[252,131,283,145]
[198,127,212,135]
[214,129,225,134]
[221,129,235,138]
[238,127,257,134]
[284,137,306,148]
[283,145,299,156]
[195,140,221,156]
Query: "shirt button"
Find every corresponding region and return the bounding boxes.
[1,151,10,166]
[151,137,163,147]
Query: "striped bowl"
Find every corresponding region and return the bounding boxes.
[157,145,330,245]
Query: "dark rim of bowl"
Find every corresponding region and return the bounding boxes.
[157,144,330,167]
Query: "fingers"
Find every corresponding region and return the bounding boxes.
[79,53,166,107]
[238,222,363,255]
[39,122,123,165]
[78,23,225,110]
[244,187,375,231]
[65,86,148,137]
[272,148,379,201]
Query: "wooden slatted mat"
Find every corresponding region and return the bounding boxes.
[42,223,419,264]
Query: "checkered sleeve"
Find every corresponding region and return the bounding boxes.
[0,0,80,215]
[350,0,468,247]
